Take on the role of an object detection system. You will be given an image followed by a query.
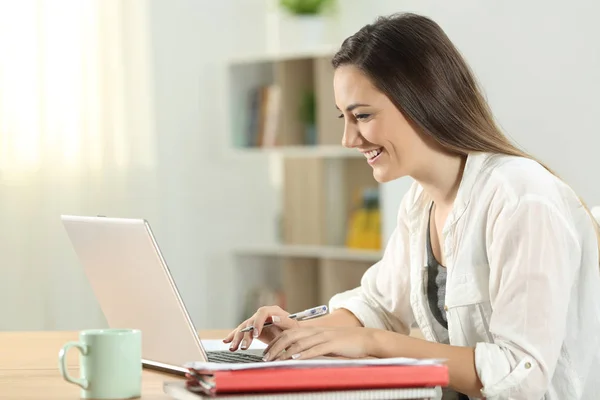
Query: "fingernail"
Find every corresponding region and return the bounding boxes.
[262,353,269,361]
[241,340,247,349]
[229,343,235,350]
[291,353,301,359]
[252,329,258,338]
[272,315,280,323]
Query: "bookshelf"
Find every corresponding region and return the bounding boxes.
[228,53,343,149]
[229,145,363,158]
[235,244,382,263]
[226,48,384,321]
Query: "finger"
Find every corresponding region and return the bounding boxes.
[259,317,300,352]
[284,342,333,361]
[269,314,300,331]
[222,329,236,343]
[251,314,273,340]
[255,325,283,346]
[231,306,288,349]
[228,329,245,351]
[252,307,290,339]
[272,334,327,361]
[263,326,302,353]
[240,320,255,350]
[263,329,315,361]
[228,320,250,351]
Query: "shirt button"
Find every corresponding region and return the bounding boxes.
[524,362,532,369]
[444,305,448,311]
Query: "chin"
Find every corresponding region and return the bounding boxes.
[372,166,406,183]
[372,169,393,183]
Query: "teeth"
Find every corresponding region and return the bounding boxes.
[364,148,382,159]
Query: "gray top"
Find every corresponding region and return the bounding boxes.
[426,203,448,329]
[427,205,470,400]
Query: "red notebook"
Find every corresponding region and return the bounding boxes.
[187,364,449,395]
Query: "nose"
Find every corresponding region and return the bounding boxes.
[341,124,362,148]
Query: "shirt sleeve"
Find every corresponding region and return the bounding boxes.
[328,193,414,334]
[476,195,582,399]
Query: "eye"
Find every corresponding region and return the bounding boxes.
[355,113,371,120]
[337,113,344,119]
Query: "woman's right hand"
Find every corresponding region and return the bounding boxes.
[222,305,300,351]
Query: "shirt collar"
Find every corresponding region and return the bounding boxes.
[447,151,490,230]
[406,151,492,232]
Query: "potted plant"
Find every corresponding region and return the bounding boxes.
[265,0,337,52]
[279,0,334,15]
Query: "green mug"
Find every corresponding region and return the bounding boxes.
[58,329,142,399]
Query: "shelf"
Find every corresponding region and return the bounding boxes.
[234,244,383,263]
[228,46,338,65]
[227,52,343,149]
[229,145,365,159]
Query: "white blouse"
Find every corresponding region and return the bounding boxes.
[329,152,600,399]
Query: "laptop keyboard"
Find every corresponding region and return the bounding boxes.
[206,351,264,364]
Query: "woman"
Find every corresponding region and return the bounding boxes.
[224,13,600,399]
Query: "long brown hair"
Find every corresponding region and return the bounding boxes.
[332,12,600,258]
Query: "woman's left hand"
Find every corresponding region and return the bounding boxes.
[262,326,378,361]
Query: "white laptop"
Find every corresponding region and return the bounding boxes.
[61,215,265,375]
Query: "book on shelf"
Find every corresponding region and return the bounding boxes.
[245,84,281,148]
[242,85,320,149]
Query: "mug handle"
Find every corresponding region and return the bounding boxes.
[58,341,89,389]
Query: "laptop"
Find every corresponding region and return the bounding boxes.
[61,215,264,375]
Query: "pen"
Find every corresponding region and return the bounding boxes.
[240,305,328,332]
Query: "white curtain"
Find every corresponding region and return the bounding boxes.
[0,0,157,330]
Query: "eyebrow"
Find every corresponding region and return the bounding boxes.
[335,103,371,112]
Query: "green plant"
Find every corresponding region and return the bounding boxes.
[279,0,334,15]
[299,91,316,126]
[299,91,317,145]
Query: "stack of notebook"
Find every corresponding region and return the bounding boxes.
[164,381,440,399]
[163,357,448,399]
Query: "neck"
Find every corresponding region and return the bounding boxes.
[412,152,467,209]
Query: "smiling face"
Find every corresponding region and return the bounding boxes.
[334,64,428,183]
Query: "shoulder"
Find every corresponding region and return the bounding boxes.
[396,152,587,228]
[477,153,579,209]
[401,152,577,212]
[475,153,592,244]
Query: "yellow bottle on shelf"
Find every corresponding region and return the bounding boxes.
[346,188,382,250]
[366,205,382,250]
[345,204,369,248]
[363,188,382,250]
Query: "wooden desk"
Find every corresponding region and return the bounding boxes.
[0,330,229,399]
[1,329,425,399]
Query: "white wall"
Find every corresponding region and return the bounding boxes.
[146,0,281,329]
